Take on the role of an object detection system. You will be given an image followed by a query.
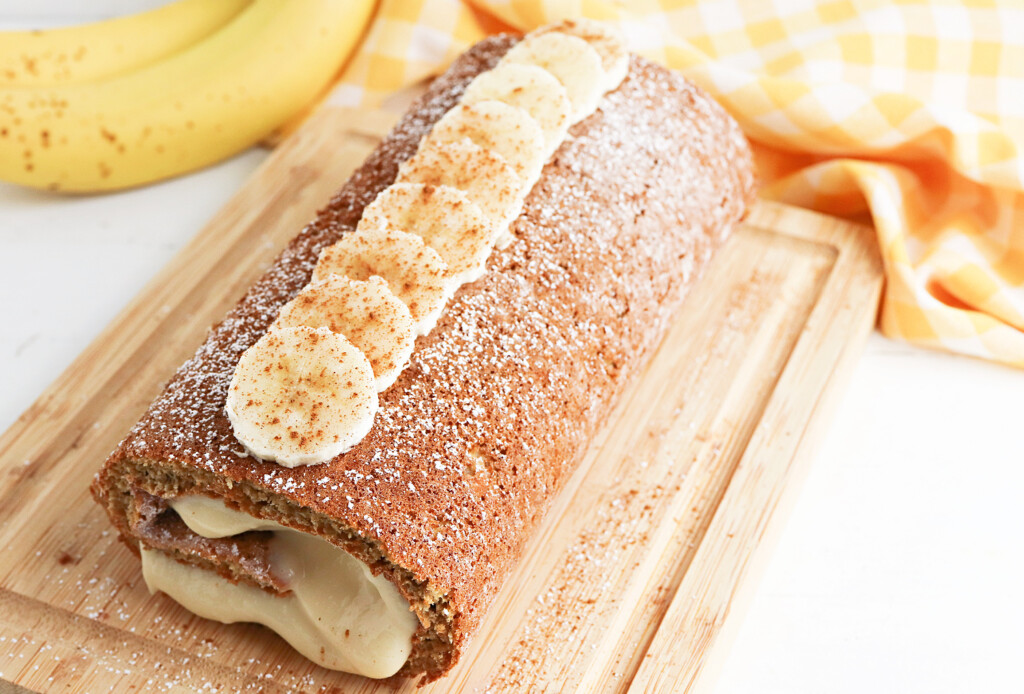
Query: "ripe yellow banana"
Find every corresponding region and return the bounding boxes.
[0,0,252,86]
[0,0,376,192]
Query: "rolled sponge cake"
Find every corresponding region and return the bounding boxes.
[92,34,756,682]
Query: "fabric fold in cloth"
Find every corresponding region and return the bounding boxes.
[328,0,1024,367]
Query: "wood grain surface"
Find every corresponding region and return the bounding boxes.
[0,105,883,693]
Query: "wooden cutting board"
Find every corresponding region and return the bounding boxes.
[0,106,883,694]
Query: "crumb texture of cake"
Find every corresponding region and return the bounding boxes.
[92,32,756,683]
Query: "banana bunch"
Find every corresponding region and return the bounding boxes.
[0,0,376,192]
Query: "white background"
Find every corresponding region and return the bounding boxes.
[2,3,1023,693]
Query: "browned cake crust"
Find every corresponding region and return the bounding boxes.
[92,35,756,683]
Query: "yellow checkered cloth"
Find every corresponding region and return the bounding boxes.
[330,0,1024,367]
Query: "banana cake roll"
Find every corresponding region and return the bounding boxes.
[92,29,756,683]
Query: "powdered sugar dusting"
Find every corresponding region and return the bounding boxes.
[98,34,756,672]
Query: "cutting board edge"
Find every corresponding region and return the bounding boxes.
[627,199,884,693]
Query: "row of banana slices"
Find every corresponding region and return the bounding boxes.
[226,20,629,467]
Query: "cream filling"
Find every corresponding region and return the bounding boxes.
[139,495,418,678]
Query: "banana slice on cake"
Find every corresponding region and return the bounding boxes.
[397,139,523,248]
[531,19,629,93]
[313,228,450,336]
[461,62,572,152]
[502,32,605,123]
[274,275,416,392]
[359,183,498,285]
[426,100,547,184]
[226,326,378,468]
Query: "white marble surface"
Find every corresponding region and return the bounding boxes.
[716,338,1024,694]
[3,4,1023,693]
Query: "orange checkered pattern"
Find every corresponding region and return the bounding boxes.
[329,0,1024,367]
